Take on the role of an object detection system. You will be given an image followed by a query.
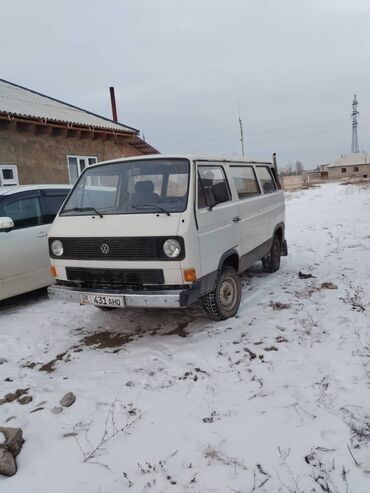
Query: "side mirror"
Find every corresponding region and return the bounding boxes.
[209,182,229,209]
[0,217,14,233]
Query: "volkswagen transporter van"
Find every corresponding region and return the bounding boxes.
[48,155,287,320]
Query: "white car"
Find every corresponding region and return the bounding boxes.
[48,155,287,320]
[0,185,71,301]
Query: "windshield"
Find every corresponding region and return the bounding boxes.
[61,158,190,216]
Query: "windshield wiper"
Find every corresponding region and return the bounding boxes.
[131,204,170,216]
[63,206,104,218]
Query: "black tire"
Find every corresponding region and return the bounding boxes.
[262,235,281,273]
[202,266,241,321]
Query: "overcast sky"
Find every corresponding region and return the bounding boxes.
[2,0,370,168]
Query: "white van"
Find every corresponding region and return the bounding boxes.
[48,155,287,320]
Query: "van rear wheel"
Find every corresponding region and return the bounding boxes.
[262,235,281,273]
[202,266,241,321]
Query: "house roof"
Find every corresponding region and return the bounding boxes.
[0,78,137,134]
[326,152,369,168]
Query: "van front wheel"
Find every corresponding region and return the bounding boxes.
[262,235,281,273]
[202,266,241,321]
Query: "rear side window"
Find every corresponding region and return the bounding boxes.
[198,166,231,209]
[230,166,260,199]
[42,190,69,223]
[0,196,42,229]
[255,166,277,194]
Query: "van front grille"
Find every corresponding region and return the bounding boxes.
[49,237,185,261]
[66,267,164,287]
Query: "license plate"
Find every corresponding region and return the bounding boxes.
[80,293,125,308]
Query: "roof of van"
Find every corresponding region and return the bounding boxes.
[0,184,71,197]
[89,154,273,167]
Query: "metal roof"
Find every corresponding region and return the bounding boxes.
[0,79,137,134]
[326,152,369,168]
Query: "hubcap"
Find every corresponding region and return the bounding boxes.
[219,276,237,309]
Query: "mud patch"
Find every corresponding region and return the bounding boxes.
[39,352,70,373]
[321,282,337,290]
[269,302,291,311]
[164,321,189,338]
[298,271,315,279]
[81,330,134,349]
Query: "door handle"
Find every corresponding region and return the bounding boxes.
[37,232,47,238]
[233,216,241,223]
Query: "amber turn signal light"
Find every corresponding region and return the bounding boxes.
[183,268,196,282]
[49,266,57,278]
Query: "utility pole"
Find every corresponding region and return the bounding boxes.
[351,94,359,153]
[238,103,245,156]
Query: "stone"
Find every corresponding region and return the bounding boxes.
[0,446,16,476]
[60,392,76,407]
[29,407,44,413]
[18,395,33,405]
[0,358,8,365]
[14,389,29,398]
[4,393,17,403]
[4,389,29,403]
[0,427,24,457]
[51,406,63,415]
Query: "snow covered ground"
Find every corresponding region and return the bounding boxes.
[1,182,370,492]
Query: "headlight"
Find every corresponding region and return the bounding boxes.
[51,239,64,257]
[163,239,181,258]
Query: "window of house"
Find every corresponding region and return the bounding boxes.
[0,165,19,187]
[341,167,347,173]
[354,167,359,172]
[197,165,231,209]
[230,166,260,199]
[255,166,277,194]
[67,156,97,184]
[0,196,42,229]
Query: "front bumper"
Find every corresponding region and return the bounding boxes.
[48,284,197,308]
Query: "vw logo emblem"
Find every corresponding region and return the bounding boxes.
[100,243,110,255]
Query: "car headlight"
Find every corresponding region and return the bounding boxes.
[51,239,64,257]
[163,239,181,258]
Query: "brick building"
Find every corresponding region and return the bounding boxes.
[0,79,158,186]
[326,152,370,180]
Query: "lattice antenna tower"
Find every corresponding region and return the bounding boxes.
[351,94,359,153]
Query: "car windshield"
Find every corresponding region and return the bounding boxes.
[61,158,190,216]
